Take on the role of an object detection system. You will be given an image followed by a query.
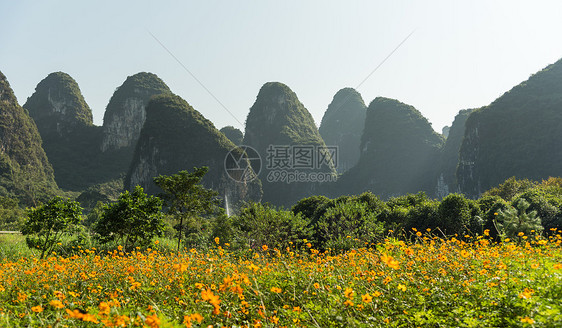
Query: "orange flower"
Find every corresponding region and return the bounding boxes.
[145,314,160,328]
[344,287,354,299]
[362,293,373,303]
[262,245,268,251]
[49,300,64,309]
[31,305,43,313]
[270,287,282,294]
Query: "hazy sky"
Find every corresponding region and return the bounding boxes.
[2,1,562,133]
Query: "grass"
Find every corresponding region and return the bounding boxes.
[0,233,37,261]
[0,230,561,327]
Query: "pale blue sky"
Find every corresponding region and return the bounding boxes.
[2,1,562,133]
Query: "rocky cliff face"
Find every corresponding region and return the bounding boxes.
[126,94,262,205]
[243,82,336,206]
[24,72,93,137]
[436,108,474,198]
[457,58,562,198]
[0,71,59,205]
[319,88,366,173]
[101,72,170,152]
[337,97,444,199]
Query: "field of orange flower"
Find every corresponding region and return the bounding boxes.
[1,230,561,327]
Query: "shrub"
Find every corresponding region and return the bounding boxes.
[94,186,164,250]
[230,203,310,251]
[314,201,384,252]
[21,197,83,259]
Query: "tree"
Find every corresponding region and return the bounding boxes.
[153,167,219,251]
[21,197,82,259]
[437,193,472,235]
[232,202,310,251]
[495,198,543,240]
[94,186,164,250]
[314,201,384,252]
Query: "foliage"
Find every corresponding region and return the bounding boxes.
[243,82,336,206]
[0,196,24,231]
[0,232,561,327]
[0,71,60,206]
[458,58,562,196]
[318,87,366,173]
[338,97,444,199]
[219,125,243,145]
[94,186,164,250]
[437,108,475,196]
[20,197,82,259]
[482,177,537,201]
[436,193,473,235]
[153,167,219,250]
[226,202,310,251]
[314,200,384,252]
[495,198,544,240]
[126,93,262,205]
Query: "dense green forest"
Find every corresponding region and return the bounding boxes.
[458,58,562,197]
[0,71,60,206]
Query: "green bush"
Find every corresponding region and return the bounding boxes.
[94,186,164,250]
[21,197,83,259]
[229,202,311,251]
[314,201,384,252]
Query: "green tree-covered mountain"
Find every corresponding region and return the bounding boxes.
[24,72,93,136]
[243,82,336,206]
[319,88,366,173]
[436,108,475,198]
[0,71,59,205]
[458,58,562,198]
[337,97,444,199]
[220,126,243,145]
[126,93,262,205]
[23,72,102,191]
[101,72,171,152]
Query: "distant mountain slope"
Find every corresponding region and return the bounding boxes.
[126,93,262,205]
[220,126,243,145]
[0,71,59,205]
[458,58,562,197]
[243,82,336,206]
[338,97,444,199]
[101,72,171,152]
[23,72,102,191]
[436,108,475,198]
[24,72,93,135]
[319,88,366,173]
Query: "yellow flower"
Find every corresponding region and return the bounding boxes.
[519,288,534,299]
[49,299,64,309]
[214,237,220,244]
[344,287,354,299]
[262,245,268,251]
[313,283,320,289]
[520,317,535,324]
[98,301,110,315]
[361,293,373,303]
[343,299,354,306]
[518,232,525,237]
[397,284,406,292]
[145,314,161,328]
[270,287,282,294]
[31,305,43,313]
[553,263,562,270]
